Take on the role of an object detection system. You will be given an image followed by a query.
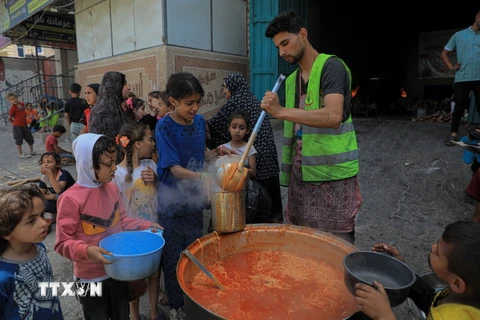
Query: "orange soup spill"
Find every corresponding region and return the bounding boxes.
[187,250,358,319]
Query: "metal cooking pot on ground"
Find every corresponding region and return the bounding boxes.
[343,251,416,307]
[177,224,360,320]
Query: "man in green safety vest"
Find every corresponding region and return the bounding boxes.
[262,10,361,244]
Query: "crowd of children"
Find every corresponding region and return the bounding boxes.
[1,71,479,320]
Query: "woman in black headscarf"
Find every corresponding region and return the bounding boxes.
[207,72,283,223]
[89,71,131,140]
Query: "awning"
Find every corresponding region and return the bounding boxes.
[0,0,54,34]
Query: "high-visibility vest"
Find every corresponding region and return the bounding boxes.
[280,54,359,186]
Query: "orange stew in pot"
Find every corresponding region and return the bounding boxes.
[187,250,358,319]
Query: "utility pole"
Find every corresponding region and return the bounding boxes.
[34,42,43,98]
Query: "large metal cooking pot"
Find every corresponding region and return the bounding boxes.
[210,187,245,233]
[343,251,416,307]
[177,224,360,320]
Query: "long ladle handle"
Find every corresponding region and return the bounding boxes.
[181,249,225,290]
[238,74,286,170]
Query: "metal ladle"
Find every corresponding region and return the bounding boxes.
[181,249,225,290]
[216,74,286,192]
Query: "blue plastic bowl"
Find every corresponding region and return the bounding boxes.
[99,229,164,281]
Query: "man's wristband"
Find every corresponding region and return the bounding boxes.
[200,173,211,180]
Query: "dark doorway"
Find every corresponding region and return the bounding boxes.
[287,1,477,115]
[304,2,473,81]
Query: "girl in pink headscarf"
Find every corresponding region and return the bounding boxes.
[125,97,147,121]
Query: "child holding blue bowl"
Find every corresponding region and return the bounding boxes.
[54,133,162,320]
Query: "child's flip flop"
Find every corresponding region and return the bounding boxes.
[445,135,458,146]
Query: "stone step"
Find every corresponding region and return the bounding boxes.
[0,118,69,133]
[0,120,72,146]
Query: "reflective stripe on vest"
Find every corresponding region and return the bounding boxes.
[280,54,359,186]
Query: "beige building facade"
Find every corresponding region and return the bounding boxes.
[0,44,54,58]
[74,0,249,117]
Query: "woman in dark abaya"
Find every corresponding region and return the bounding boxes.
[89,71,131,140]
[207,73,283,223]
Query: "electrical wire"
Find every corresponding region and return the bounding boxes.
[9,0,77,44]
[51,0,76,9]
[10,9,48,43]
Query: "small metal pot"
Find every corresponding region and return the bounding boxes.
[210,188,245,233]
[343,251,416,307]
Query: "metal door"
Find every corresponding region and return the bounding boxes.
[249,0,279,100]
[277,0,307,105]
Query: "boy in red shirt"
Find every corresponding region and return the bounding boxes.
[7,93,36,158]
[45,125,75,164]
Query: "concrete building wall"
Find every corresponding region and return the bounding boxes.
[66,50,79,71]
[0,44,54,58]
[74,0,250,116]
[75,45,248,118]
[76,0,113,62]
[0,57,39,91]
[166,0,211,51]
[212,0,247,56]
[75,0,247,61]
[404,46,454,99]
[75,0,165,63]
[166,0,247,56]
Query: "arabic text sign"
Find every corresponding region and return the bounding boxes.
[6,11,76,50]
[184,67,237,109]
[1,0,53,33]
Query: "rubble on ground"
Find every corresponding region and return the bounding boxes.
[412,112,452,123]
